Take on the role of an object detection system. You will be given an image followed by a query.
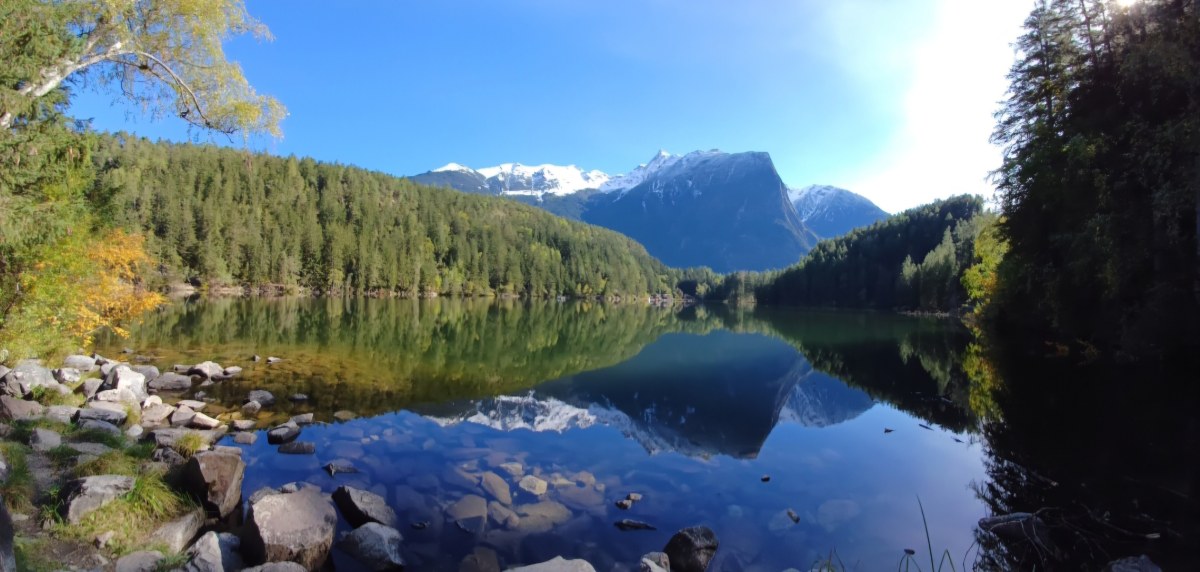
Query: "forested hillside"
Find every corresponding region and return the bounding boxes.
[718,195,987,312]
[93,135,676,297]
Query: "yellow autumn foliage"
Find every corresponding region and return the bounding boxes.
[0,229,165,362]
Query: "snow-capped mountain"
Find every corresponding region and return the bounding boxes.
[413,161,610,199]
[789,184,889,239]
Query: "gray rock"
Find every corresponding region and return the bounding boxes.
[1104,555,1162,572]
[173,364,193,374]
[63,355,98,372]
[2,361,56,397]
[100,361,122,377]
[506,556,597,572]
[67,442,114,457]
[101,366,147,401]
[183,451,245,518]
[233,432,258,445]
[0,396,44,421]
[243,487,337,571]
[242,563,308,572]
[266,421,300,444]
[60,475,136,524]
[152,427,226,449]
[324,461,358,476]
[115,550,164,572]
[333,486,397,528]
[266,357,283,364]
[0,451,8,482]
[247,390,276,407]
[213,445,242,456]
[640,552,669,572]
[153,446,187,465]
[53,367,82,384]
[222,366,243,376]
[663,527,718,572]
[460,547,501,572]
[241,401,262,415]
[447,494,489,534]
[277,441,315,455]
[95,388,139,403]
[499,462,524,478]
[81,378,103,398]
[188,362,224,380]
[0,491,12,572]
[338,522,405,571]
[141,403,175,426]
[178,399,207,411]
[130,364,160,380]
[78,403,127,426]
[184,530,243,572]
[147,508,204,553]
[29,427,62,452]
[125,424,145,440]
[333,410,357,421]
[481,471,512,505]
[149,372,192,391]
[518,475,548,496]
[289,413,314,425]
[190,412,221,430]
[45,405,79,425]
[232,419,257,431]
[171,406,197,427]
[488,501,520,529]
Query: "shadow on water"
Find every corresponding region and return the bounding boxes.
[94,298,1197,569]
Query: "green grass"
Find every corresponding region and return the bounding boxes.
[67,427,126,449]
[7,419,72,444]
[0,443,35,512]
[170,432,206,458]
[28,384,85,407]
[153,551,190,571]
[45,444,81,470]
[14,537,58,572]
[57,472,194,555]
[71,451,140,478]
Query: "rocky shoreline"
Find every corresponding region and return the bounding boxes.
[0,355,721,571]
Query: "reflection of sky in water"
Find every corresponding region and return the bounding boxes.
[227,330,987,571]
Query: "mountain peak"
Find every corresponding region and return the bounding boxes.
[789,185,889,239]
[433,162,475,173]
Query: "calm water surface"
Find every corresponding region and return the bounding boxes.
[96,299,1009,570]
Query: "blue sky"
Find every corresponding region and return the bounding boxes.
[68,0,1031,212]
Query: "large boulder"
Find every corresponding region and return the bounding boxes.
[29,427,61,452]
[141,403,176,426]
[149,372,193,391]
[337,522,405,571]
[183,452,245,518]
[101,366,148,401]
[63,355,98,372]
[506,557,597,572]
[148,508,205,554]
[662,526,719,572]
[242,487,337,571]
[130,365,161,381]
[1,361,57,397]
[188,362,224,380]
[59,475,136,524]
[52,367,82,384]
[78,403,127,425]
[184,530,243,572]
[333,486,397,528]
[45,405,80,425]
[0,396,44,421]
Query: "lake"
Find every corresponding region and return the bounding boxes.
[94,298,1194,571]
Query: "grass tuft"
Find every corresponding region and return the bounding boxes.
[58,473,192,555]
[171,432,206,458]
[66,427,126,449]
[29,385,85,407]
[153,551,190,571]
[8,419,72,444]
[14,537,58,572]
[45,444,81,470]
[0,443,35,512]
[71,451,140,478]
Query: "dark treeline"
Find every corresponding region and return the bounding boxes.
[991,0,1200,355]
[92,135,679,298]
[686,196,989,312]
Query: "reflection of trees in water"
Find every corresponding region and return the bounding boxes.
[968,348,1199,570]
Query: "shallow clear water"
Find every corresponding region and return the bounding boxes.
[98,299,989,571]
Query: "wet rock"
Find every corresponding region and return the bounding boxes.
[460,546,501,572]
[338,522,405,571]
[614,519,656,531]
[267,421,300,444]
[183,451,246,518]
[53,367,82,384]
[188,362,224,380]
[481,471,512,505]
[232,419,256,431]
[333,485,397,528]
[333,410,357,422]
[243,487,337,571]
[149,373,192,391]
[518,475,548,496]
[626,493,643,502]
[557,485,605,515]
[507,556,597,572]
[184,530,243,572]
[190,412,221,430]
[247,390,276,407]
[1104,555,1162,572]
[278,441,315,455]
[148,508,204,554]
[115,550,164,572]
[79,403,127,426]
[324,461,358,476]
[289,413,314,425]
[663,526,719,572]
[446,494,488,534]
[499,462,524,478]
[29,427,62,452]
[0,396,44,421]
[444,466,480,491]
[515,500,572,534]
[233,432,257,445]
[640,552,670,572]
[173,364,193,373]
[63,355,98,372]
[615,499,632,510]
[488,501,520,529]
[60,475,136,523]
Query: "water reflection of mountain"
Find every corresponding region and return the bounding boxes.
[422,331,878,458]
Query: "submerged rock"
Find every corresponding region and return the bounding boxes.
[333,486,397,528]
[278,441,315,455]
[446,494,488,533]
[507,556,597,572]
[518,475,548,496]
[614,519,656,532]
[481,471,512,505]
[337,522,405,571]
[663,526,719,572]
[243,487,337,570]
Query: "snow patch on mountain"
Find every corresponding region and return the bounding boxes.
[432,162,474,174]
